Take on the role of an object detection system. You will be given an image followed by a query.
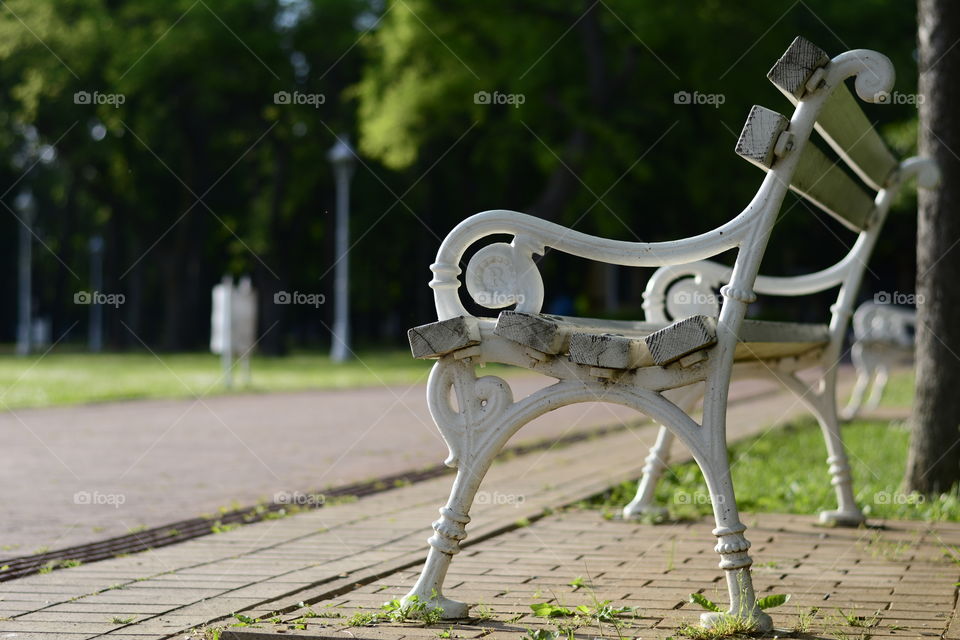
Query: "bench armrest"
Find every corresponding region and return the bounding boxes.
[428,208,760,320]
[642,154,940,323]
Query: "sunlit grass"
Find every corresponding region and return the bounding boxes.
[0,350,446,409]
[591,418,960,522]
[879,369,914,408]
[589,373,960,522]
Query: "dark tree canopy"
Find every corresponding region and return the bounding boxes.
[0,1,922,352]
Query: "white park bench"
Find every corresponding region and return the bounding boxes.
[402,37,938,630]
[841,301,916,420]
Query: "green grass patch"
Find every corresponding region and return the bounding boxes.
[589,417,960,522]
[878,370,915,408]
[0,350,454,409]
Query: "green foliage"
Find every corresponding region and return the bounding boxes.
[229,613,258,628]
[0,0,926,354]
[688,593,721,613]
[381,596,444,624]
[676,614,757,639]
[756,594,790,610]
[529,602,579,618]
[346,611,380,627]
[343,596,445,627]
[837,607,881,628]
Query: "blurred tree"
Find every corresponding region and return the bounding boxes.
[0,0,365,351]
[904,0,960,494]
[355,0,917,322]
[0,0,926,352]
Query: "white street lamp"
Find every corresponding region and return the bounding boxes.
[327,135,356,363]
[14,190,34,356]
[88,235,104,352]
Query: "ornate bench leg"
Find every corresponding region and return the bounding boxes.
[401,472,479,619]
[623,425,674,519]
[864,365,888,412]
[623,385,702,520]
[816,372,866,527]
[401,357,515,619]
[700,457,772,632]
[841,344,871,420]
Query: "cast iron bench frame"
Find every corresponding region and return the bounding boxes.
[402,37,938,630]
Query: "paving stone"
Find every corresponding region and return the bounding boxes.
[4,377,955,640]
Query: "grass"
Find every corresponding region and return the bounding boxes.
[592,417,960,522]
[878,370,914,408]
[0,349,455,409]
[588,372,960,522]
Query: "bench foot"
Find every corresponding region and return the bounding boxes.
[401,511,475,619]
[798,369,866,527]
[400,587,470,620]
[700,609,773,632]
[819,508,866,527]
[622,503,669,520]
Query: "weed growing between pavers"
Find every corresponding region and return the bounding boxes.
[681,589,790,638]
[342,596,444,627]
[524,575,645,638]
[584,417,960,522]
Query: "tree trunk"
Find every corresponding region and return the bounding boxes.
[904,0,960,493]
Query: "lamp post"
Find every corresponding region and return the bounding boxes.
[327,135,355,363]
[88,235,104,352]
[14,189,34,356]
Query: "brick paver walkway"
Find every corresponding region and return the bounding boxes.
[1,372,934,640]
[3,372,640,552]
[241,511,960,639]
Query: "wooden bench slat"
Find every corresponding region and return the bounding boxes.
[493,312,829,370]
[736,105,876,231]
[408,316,481,359]
[494,311,661,355]
[815,86,899,191]
[767,36,898,191]
[644,315,718,366]
[568,333,653,370]
[791,140,876,231]
[766,36,830,100]
[734,106,790,170]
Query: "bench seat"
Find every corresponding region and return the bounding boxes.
[409,311,829,369]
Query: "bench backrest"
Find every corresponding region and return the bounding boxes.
[735,36,895,231]
[643,36,938,359]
